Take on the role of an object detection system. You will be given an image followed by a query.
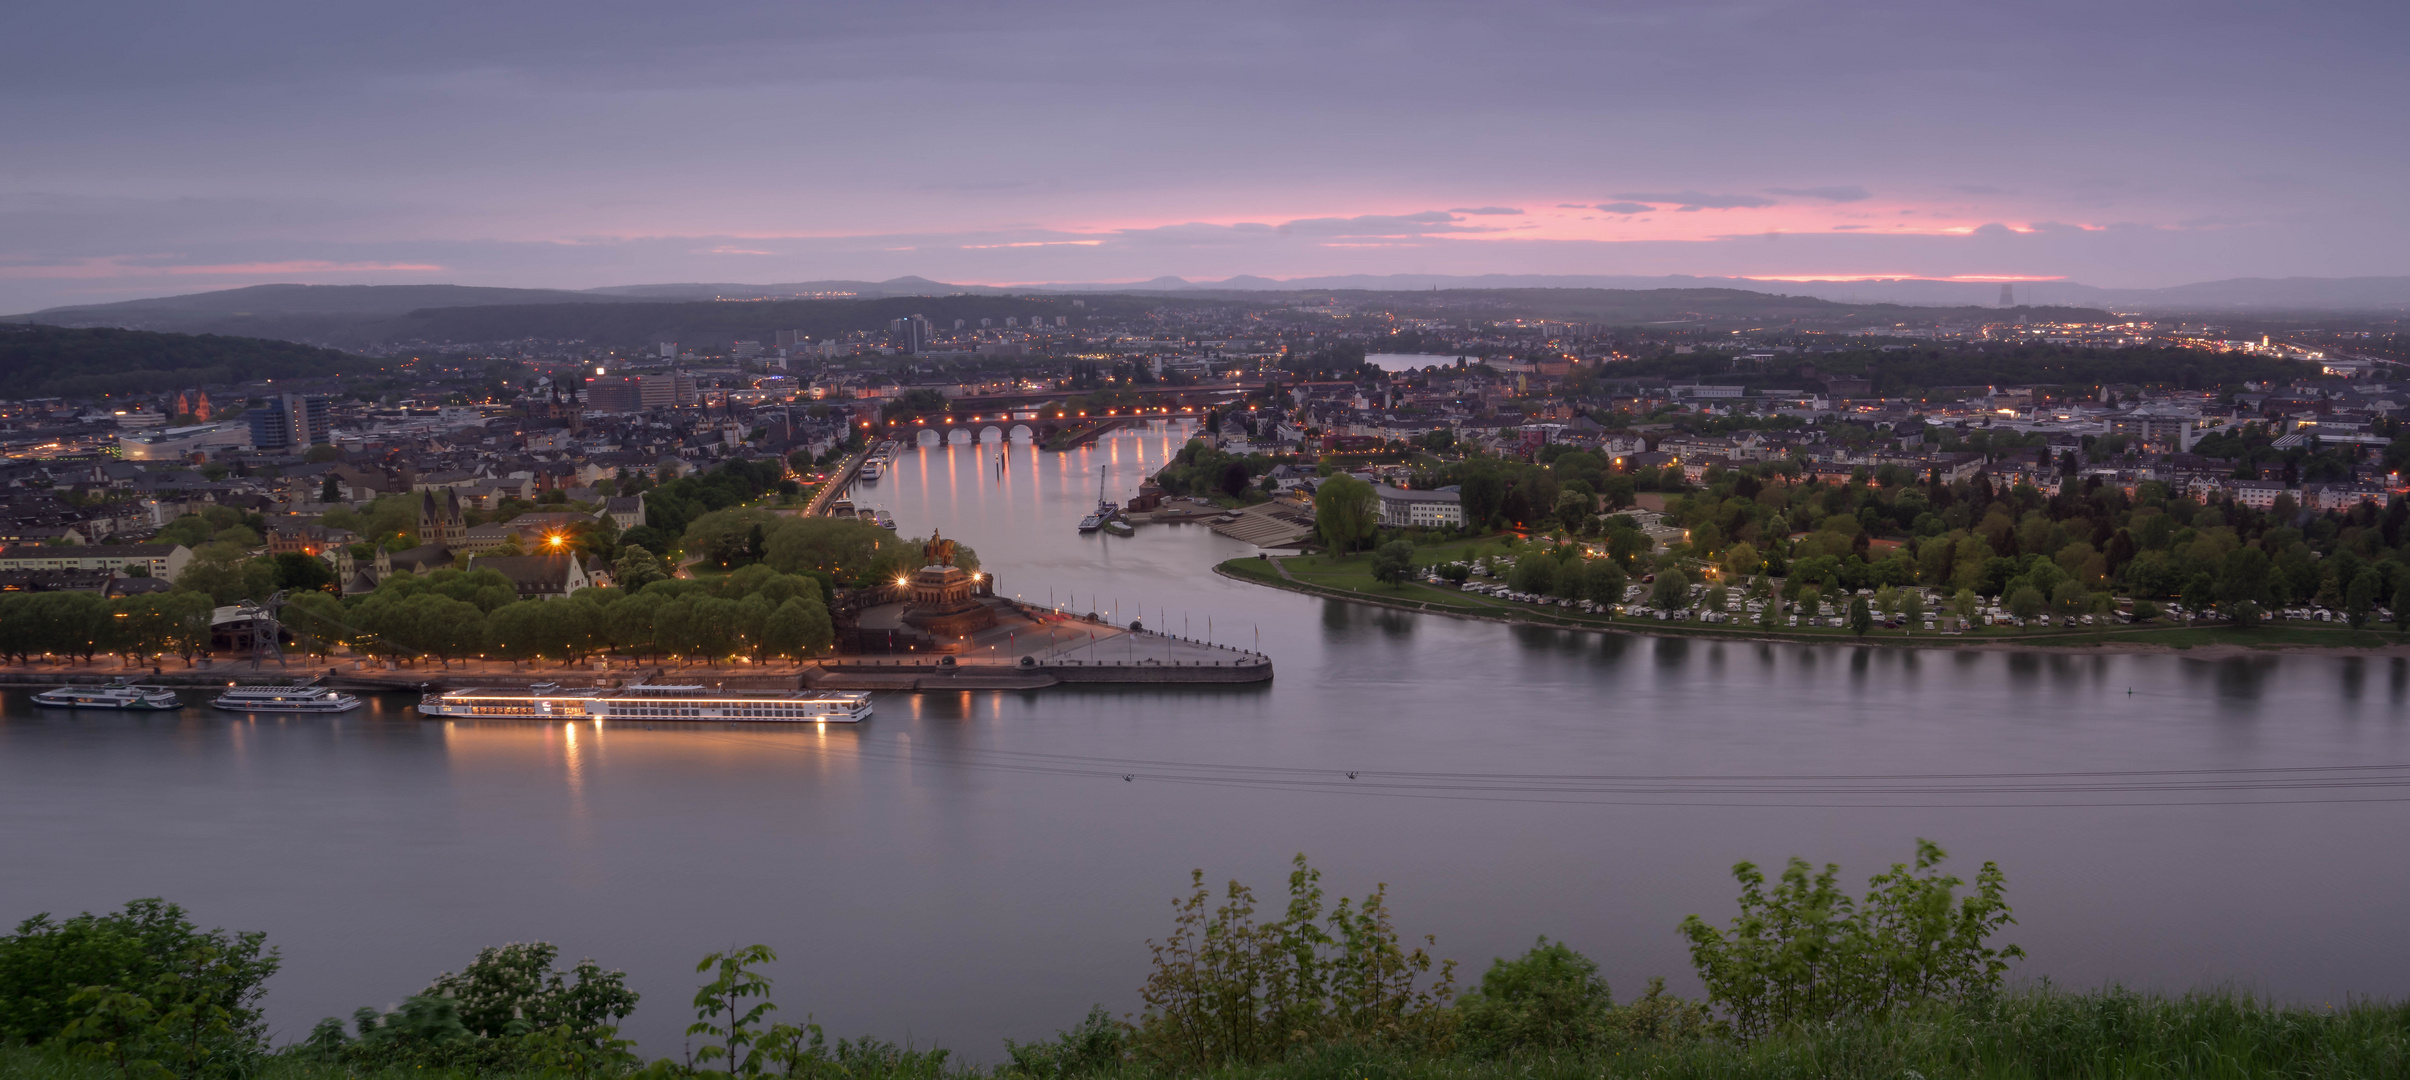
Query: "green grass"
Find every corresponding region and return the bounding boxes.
[8,988,2403,1078]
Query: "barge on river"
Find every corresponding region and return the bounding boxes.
[416,681,874,723]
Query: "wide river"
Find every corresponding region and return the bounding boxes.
[6,422,2407,1056]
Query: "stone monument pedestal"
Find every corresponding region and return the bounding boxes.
[902,563,996,643]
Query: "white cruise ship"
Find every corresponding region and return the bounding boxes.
[212,680,363,713]
[415,682,873,724]
[31,680,183,711]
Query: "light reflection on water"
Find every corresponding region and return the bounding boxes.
[2,427,2407,1056]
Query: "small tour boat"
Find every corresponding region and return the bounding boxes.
[31,680,183,711]
[212,678,363,714]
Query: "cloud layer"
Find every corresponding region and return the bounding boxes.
[3,0,2405,310]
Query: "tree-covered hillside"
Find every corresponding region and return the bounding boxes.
[0,324,371,398]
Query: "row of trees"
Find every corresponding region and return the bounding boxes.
[289,565,840,667]
[1656,465,2410,625]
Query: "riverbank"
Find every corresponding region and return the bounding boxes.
[1217,555,2410,657]
[0,626,1275,694]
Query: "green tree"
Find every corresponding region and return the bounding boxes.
[397,594,486,667]
[2049,579,2088,618]
[2006,586,2045,623]
[269,552,334,593]
[422,942,636,1041]
[2182,572,2217,623]
[613,544,668,590]
[762,597,833,661]
[1313,475,1379,554]
[485,601,548,665]
[2343,568,2380,628]
[1848,596,1872,636]
[1133,855,1452,1071]
[1460,471,1508,526]
[1370,540,1415,587]
[2394,582,2410,632]
[1678,841,2020,1043]
[689,945,779,1075]
[1509,554,1558,596]
[1952,589,1980,624]
[1579,559,1628,607]
[683,507,784,570]
[1552,490,1593,534]
[2218,547,2273,624]
[1455,938,1614,1055]
[1722,541,1762,579]
[0,899,278,1057]
[1649,568,1689,611]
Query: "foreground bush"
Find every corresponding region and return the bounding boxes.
[7,845,2407,1079]
[7,989,2406,1079]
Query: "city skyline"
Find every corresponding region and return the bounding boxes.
[4,0,2405,312]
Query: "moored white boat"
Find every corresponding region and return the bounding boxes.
[212,680,363,713]
[414,682,873,723]
[31,680,182,711]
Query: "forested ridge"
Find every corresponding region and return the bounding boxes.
[0,324,368,399]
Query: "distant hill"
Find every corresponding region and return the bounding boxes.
[376,293,1168,350]
[583,276,1004,300]
[350,288,2110,351]
[580,273,2410,313]
[15,269,2387,353]
[1022,273,2410,312]
[2,283,634,343]
[0,324,370,399]
[5,286,2117,353]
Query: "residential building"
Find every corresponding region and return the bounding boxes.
[467,553,594,600]
[1374,485,1465,529]
[0,543,191,581]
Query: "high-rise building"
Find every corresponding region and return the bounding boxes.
[888,315,931,353]
[245,393,329,450]
[244,407,286,450]
[282,393,333,448]
[584,376,645,412]
[639,371,696,408]
[659,342,678,359]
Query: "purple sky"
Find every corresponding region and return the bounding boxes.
[4,0,2405,312]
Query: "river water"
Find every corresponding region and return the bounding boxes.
[5,422,2407,1056]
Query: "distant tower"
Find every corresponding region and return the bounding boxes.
[1999,283,2016,307]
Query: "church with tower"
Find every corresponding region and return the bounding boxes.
[418,488,466,548]
[341,489,467,594]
